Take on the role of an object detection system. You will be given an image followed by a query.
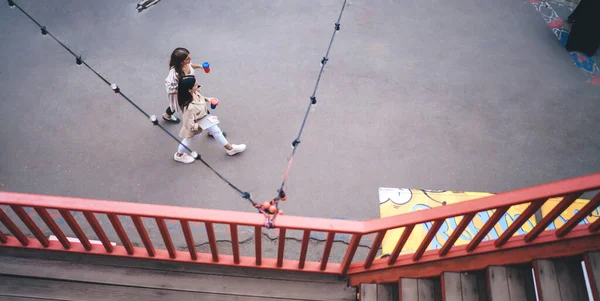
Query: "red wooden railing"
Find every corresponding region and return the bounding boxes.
[0,173,599,279]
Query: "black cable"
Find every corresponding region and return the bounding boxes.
[7,0,258,211]
[271,0,348,223]
[278,0,347,192]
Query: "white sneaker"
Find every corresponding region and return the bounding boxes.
[226,144,246,156]
[173,152,195,164]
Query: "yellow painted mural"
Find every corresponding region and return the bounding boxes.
[378,188,599,256]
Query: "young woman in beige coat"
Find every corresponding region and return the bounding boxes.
[174,75,246,164]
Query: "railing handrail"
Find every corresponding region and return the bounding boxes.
[1,172,599,278]
[0,191,365,234]
[4,173,600,234]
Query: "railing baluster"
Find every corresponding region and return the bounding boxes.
[155,218,175,258]
[341,234,362,275]
[83,212,112,252]
[364,230,387,269]
[108,214,134,255]
[0,229,6,243]
[495,200,545,247]
[205,222,218,262]
[255,226,262,265]
[556,192,600,238]
[132,216,155,257]
[414,220,443,261]
[0,207,29,246]
[230,224,240,264]
[277,228,286,268]
[440,213,475,256]
[180,220,196,260]
[36,208,69,249]
[320,232,335,271]
[388,225,414,265]
[467,206,510,252]
[525,192,582,242]
[59,210,91,251]
[11,206,49,247]
[589,217,600,233]
[298,230,311,269]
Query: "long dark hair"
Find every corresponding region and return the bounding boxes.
[169,47,190,80]
[178,75,196,111]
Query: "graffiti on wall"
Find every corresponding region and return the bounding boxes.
[528,0,600,84]
[379,188,599,256]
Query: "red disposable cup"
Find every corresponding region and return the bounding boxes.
[210,98,219,109]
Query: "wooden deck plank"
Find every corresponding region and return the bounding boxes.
[0,247,341,284]
[486,267,509,301]
[377,283,397,301]
[442,272,463,301]
[0,275,294,301]
[360,284,377,301]
[0,296,64,301]
[0,255,354,300]
[533,260,562,301]
[400,278,419,301]
[554,258,588,301]
[506,266,536,301]
[418,278,439,301]
[460,273,481,301]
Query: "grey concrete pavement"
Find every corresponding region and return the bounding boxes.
[1,0,599,253]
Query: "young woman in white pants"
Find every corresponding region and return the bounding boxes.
[174,75,246,164]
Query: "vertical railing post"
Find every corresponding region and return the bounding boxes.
[320,232,336,271]
[11,206,49,247]
[132,216,155,257]
[0,208,28,246]
[230,224,240,264]
[341,234,362,275]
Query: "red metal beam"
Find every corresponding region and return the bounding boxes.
[590,218,600,233]
[556,192,600,238]
[108,214,133,255]
[341,234,362,275]
[132,216,155,257]
[347,227,600,286]
[364,230,386,269]
[525,192,581,242]
[414,220,443,261]
[277,228,286,268]
[466,206,509,252]
[495,200,545,247]
[11,206,49,247]
[59,210,91,251]
[320,232,335,271]
[36,208,69,249]
[0,230,6,243]
[298,230,310,269]
[230,224,240,264]
[204,222,218,262]
[180,220,196,260]
[156,218,176,259]
[388,225,414,265]
[83,211,112,252]
[440,213,475,256]
[0,208,28,246]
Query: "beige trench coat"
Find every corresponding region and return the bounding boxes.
[179,92,211,139]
